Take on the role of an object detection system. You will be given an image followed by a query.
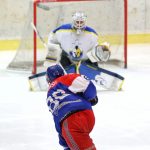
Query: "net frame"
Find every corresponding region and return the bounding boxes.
[32,0,128,74]
[7,0,127,74]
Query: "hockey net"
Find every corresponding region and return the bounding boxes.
[7,0,127,74]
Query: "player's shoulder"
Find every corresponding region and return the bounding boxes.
[84,26,98,35]
[61,73,80,81]
[56,73,80,85]
[52,24,72,33]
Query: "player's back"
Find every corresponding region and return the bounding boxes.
[46,73,93,133]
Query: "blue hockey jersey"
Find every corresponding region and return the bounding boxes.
[46,73,97,146]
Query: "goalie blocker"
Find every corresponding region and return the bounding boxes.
[43,43,62,67]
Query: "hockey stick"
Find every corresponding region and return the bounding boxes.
[37,3,65,11]
[31,22,47,48]
[37,2,71,11]
[65,61,124,91]
[31,22,64,68]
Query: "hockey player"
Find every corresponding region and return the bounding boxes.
[44,11,110,69]
[46,64,98,150]
[28,12,124,91]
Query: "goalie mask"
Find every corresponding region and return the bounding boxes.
[46,65,64,83]
[72,12,87,34]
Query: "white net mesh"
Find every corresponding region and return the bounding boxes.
[7,0,126,73]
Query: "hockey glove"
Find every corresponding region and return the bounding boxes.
[43,43,62,67]
[63,146,70,150]
[89,96,98,106]
[100,42,110,51]
[87,42,111,63]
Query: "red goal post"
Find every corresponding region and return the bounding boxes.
[7,0,128,74]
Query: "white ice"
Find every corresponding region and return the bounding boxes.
[0,44,150,150]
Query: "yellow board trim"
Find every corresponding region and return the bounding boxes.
[0,33,150,51]
[0,39,19,51]
[128,33,150,44]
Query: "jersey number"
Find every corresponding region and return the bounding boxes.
[46,89,69,113]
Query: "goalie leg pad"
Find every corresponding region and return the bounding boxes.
[65,62,124,91]
[28,62,124,91]
[28,72,48,91]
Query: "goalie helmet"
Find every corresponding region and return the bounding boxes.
[46,64,64,83]
[72,12,87,34]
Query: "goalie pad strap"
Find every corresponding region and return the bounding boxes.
[45,56,57,61]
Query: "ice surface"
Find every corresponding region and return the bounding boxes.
[0,44,150,150]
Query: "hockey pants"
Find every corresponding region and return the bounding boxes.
[61,110,96,150]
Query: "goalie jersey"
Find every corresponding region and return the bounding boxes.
[46,73,97,138]
[48,23,99,61]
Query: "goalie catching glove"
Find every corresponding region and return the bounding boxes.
[87,42,111,63]
[43,43,62,67]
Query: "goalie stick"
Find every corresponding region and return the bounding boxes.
[65,61,124,91]
[31,22,65,70]
[31,22,47,48]
[37,3,64,11]
[29,22,124,91]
